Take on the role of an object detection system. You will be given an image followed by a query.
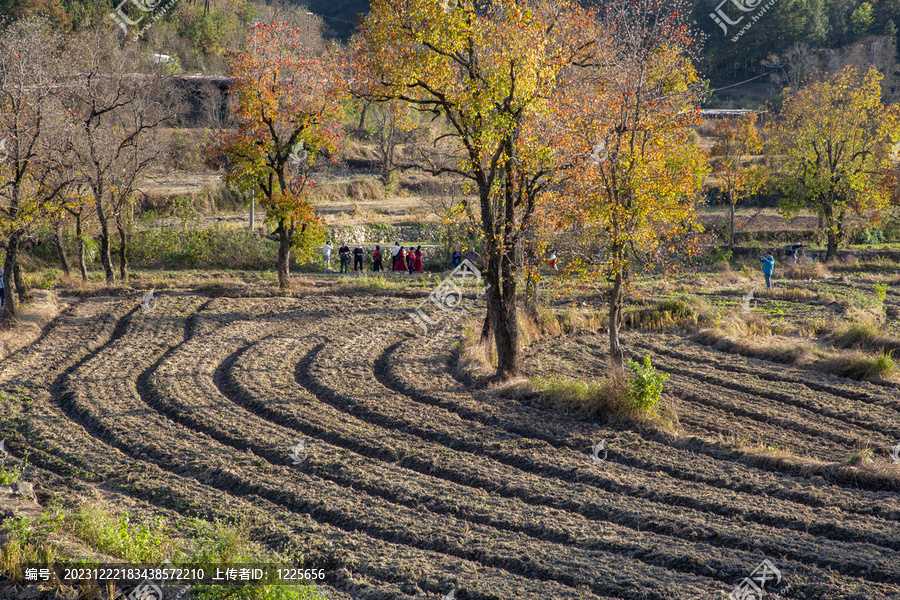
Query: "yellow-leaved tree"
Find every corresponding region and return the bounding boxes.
[769,67,900,262]
[353,0,593,379]
[212,23,344,288]
[546,0,709,370]
[710,115,765,249]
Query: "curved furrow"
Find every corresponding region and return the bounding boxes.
[638,331,900,409]
[52,297,645,600]
[289,319,900,588]
[376,325,900,523]
[531,332,898,460]
[212,318,854,594]
[628,338,900,437]
[6,299,605,600]
[162,303,757,597]
[9,383,489,600]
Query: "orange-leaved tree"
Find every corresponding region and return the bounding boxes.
[710,115,765,249]
[546,0,708,370]
[214,23,343,287]
[353,0,593,379]
[769,67,900,263]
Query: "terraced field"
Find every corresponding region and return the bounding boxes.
[1,289,899,599]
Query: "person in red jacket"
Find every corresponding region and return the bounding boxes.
[395,247,405,272]
[414,246,423,271]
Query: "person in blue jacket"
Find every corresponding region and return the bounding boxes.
[760,251,775,289]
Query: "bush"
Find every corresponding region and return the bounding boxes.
[625,356,669,412]
[129,226,279,270]
[72,507,170,563]
[852,227,887,245]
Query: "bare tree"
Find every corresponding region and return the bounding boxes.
[0,17,73,317]
[61,30,178,282]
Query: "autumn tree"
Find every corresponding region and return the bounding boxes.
[354,0,592,379]
[0,18,73,317]
[710,115,765,248]
[548,0,708,370]
[61,30,176,282]
[769,67,900,262]
[364,100,419,182]
[213,23,341,288]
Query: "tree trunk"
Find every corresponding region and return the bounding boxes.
[13,262,27,301]
[823,203,838,263]
[54,228,71,276]
[358,102,369,130]
[116,221,128,281]
[276,219,291,288]
[485,240,521,380]
[728,189,735,249]
[480,313,492,345]
[97,198,114,282]
[2,236,19,318]
[76,213,88,281]
[608,266,625,372]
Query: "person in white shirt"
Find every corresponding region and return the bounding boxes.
[323,242,333,270]
[391,241,401,271]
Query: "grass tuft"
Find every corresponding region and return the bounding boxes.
[530,372,678,432]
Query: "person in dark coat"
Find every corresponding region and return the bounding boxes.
[353,244,364,271]
[373,245,383,272]
[338,242,351,274]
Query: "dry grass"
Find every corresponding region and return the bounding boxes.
[756,286,817,301]
[624,297,715,331]
[828,308,900,354]
[0,539,57,585]
[521,374,680,432]
[820,350,897,381]
[0,289,61,362]
[783,262,830,280]
[673,435,900,491]
[696,309,899,381]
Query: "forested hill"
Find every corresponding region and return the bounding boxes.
[313,0,900,96]
[305,0,367,39]
[2,0,898,93]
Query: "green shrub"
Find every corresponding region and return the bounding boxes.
[852,227,887,245]
[129,226,278,270]
[625,356,669,411]
[71,507,170,563]
[0,463,21,486]
[874,283,888,304]
[709,247,733,267]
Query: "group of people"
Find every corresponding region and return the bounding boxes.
[390,242,424,273]
[759,243,813,288]
[322,241,424,273]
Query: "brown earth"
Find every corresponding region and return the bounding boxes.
[0,285,898,599]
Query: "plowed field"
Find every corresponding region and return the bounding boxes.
[1,290,898,599]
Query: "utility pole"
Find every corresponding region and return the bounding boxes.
[248,18,261,233]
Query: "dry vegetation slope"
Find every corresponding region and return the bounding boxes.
[0,290,899,599]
